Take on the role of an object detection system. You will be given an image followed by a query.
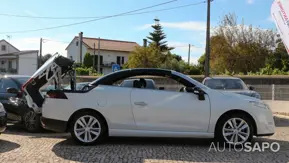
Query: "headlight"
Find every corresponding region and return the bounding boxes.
[251,93,261,99]
[0,103,5,113]
[249,101,269,110]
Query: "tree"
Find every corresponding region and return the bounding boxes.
[83,52,93,68]
[210,13,276,74]
[197,54,205,74]
[38,54,52,66]
[147,19,173,52]
[266,39,289,72]
[127,43,163,68]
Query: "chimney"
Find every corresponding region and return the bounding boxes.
[143,39,147,47]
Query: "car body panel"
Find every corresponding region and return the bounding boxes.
[39,68,275,139]
[131,88,210,132]
[0,75,31,122]
[42,85,137,130]
[0,111,7,133]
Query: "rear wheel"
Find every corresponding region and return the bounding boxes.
[215,114,254,145]
[23,110,41,133]
[70,112,107,145]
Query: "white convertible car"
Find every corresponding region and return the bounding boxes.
[22,54,275,145]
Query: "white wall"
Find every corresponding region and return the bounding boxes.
[66,38,87,63]
[18,52,38,75]
[87,50,130,65]
[0,40,19,55]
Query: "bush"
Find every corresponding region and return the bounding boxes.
[75,67,90,75]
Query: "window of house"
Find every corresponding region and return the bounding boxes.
[121,57,124,64]
[8,60,12,69]
[1,45,6,51]
[70,56,73,60]
[117,56,121,65]
[76,41,79,46]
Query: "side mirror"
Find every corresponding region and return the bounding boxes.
[248,85,254,90]
[186,87,205,101]
[7,87,19,94]
[159,87,165,90]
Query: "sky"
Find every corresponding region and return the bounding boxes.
[0,0,276,64]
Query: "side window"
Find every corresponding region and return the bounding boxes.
[0,78,18,92]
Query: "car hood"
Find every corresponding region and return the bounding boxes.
[222,90,256,96]
[219,90,260,102]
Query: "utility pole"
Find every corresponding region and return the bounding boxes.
[93,43,96,70]
[205,0,212,77]
[97,37,100,73]
[39,38,43,68]
[188,44,191,64]
[79,32,83,64]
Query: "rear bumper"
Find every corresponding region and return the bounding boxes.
[41,116,67,133]
[0,112,7,133]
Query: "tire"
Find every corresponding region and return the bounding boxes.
[23,110,41,133]
[215,114,254,145]
[70,111,107,145]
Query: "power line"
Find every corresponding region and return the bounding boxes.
[0,1,208,34]
[42,38,70,44]
[0,1,205,20]
[0,0,177,34]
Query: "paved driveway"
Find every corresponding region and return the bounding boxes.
[0,115,289,163]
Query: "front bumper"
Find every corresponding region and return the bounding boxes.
[0,112,7,133]
[41,116,67,133]
[254,108,275,136]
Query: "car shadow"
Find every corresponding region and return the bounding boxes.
[52,137,289,163]
[274,115,289,127]
[4,124,69,139]
[0,139,20,154]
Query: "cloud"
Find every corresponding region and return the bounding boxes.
[10,37,69,57]
[138,21,207,31]
[247,0,254,4]
[267,15,274,23]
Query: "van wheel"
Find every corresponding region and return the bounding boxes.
[215,114,254,145]
[70,112,107,145]
[23,110,41,133]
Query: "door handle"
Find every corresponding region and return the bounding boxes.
[134,101,147,106]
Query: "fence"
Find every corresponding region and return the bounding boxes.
[253,85,289,101]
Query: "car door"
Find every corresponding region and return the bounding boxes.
[0,78,19,111]
[22,53,74,112]
[131,88,211,132]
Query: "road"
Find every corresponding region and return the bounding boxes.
[0,115,289,163]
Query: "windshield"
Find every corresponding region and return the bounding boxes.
[64,83,89,90]
[204,79,248,90]
[14,77,30,85]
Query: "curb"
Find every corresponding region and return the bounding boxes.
[273,112,289,117]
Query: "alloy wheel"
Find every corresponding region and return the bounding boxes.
[74,115,101,143]
[24,111,37,130]
[222,118,250,144]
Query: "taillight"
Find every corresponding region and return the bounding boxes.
[46,91,67,99]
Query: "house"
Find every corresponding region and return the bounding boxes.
[66,36,139,75]
[0,39,38,75]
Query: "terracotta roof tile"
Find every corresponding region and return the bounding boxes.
[76,37,139,52]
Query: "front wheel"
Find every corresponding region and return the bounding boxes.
[215,114,254,145]
[70,112,107,145]
[23,110,41,133]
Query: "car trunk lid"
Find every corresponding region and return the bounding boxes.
[22,53,74,112]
